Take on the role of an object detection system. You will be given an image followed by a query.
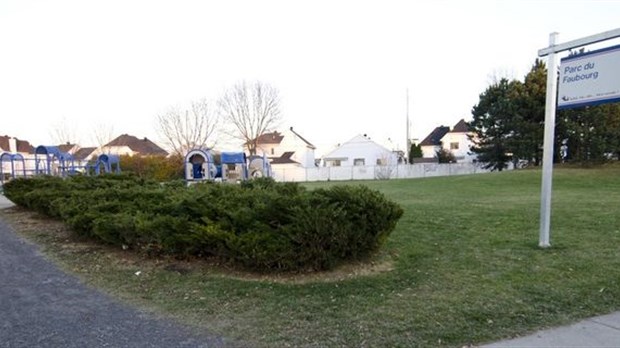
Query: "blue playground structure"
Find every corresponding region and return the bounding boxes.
[185,148,217,182]
[34,145,63,175]
[184,149,272,184]
[0,153,26,183]
[0,145,122,185]
[247,154,272,178]
[92,154,121,175]
[221,152,249,182]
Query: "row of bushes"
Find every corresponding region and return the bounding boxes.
[4,175,403,272]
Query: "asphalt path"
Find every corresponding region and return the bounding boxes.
[0,196,227,348]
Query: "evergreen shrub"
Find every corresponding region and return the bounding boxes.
[3,175,403,272]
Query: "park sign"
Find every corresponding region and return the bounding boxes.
[557,44,620,109]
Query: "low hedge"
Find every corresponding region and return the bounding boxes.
[4,175,403,272]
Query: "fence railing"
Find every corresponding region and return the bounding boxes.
[272,162,510,182]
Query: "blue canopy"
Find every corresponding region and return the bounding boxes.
[221,152,246,164]
[35,145,62,157]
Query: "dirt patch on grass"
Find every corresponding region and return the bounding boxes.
[0,207,394,285]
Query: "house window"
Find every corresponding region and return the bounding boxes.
[271,148,274,155]
[450,142,459,150]
[331,160,341,167]
[376,158,384,165]
[353,158,365,166]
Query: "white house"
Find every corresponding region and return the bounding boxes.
[439,119,477,163]
[418,119,476,163]
[419,126,450,159]
[252,127,316,168]
[322,134,397,167]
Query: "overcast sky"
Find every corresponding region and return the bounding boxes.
[2,0,620,155]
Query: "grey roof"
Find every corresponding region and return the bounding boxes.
[270,151,299,164]
[450,119,469,133]
[419,126,450,146]
[73,147,96,160]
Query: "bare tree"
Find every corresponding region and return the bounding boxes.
[50,116,79,145]
[218,81,282,155]
[92,123,115,155]
[157,98,220,156]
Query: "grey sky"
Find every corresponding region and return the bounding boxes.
[2,0,620,154]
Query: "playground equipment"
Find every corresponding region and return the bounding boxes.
[184,149,272,184]
[184,148,217,183]
[248,154,272,178]
[220,152,248,183]
[0,153,26,184]
[33,145,84,177]
[95,154,121,175]
[34,145,62,175]
[11,145,123,179]
[81,154,121,175]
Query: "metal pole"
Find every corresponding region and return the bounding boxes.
[406,88,410,163]
[539,32,559,248]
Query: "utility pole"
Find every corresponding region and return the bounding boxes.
[406,88,410,163]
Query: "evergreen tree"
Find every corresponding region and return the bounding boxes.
[469,78,521,171]
[408,143,423,163]
[558,104,620,162]
[436,148,456,163]
[514,59,546,165]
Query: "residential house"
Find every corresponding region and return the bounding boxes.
[322,134,397,167]
[439,119,476,163]
[0,135,34,155]
[252,127,316,168]
[73,147,97,161]
[56,142,80,155]
[419,119,477,163]
[419,126,450,159]
[91,134,168,158]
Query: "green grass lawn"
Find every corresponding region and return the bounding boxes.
[4,164,620,347]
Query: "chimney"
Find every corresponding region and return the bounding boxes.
[9,137,17,153]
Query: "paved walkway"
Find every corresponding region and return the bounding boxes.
[483,312,620,347]
[0,195,227,348]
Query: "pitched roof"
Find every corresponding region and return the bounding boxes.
[289,127,316,149]
[16,139,34,153]
[254,128,316,150]
[450,119,469,133]
[73,147,96,160]
[0,135,34,154]
[270,151,298,164]
[419,126,450,147]
[0,135,9,151]
[255,132,284,145]
[323,134,392,160]
[104,134,168,156]
[57,143,76,153]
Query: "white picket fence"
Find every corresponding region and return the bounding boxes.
[271,162,512,182]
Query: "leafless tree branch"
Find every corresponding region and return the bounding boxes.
[156,98,220,156]
[50,117,79,145]
[218,81,282,155]
[92,123,115,155]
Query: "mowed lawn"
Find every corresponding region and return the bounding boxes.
[6,165,620,347]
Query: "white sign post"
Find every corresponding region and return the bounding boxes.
[537,28,620,248]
